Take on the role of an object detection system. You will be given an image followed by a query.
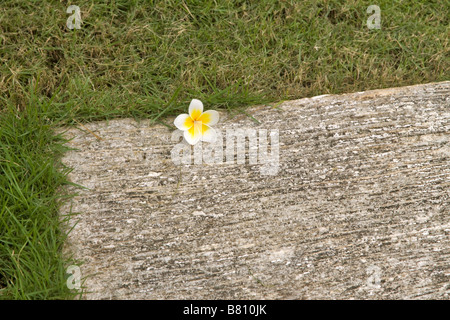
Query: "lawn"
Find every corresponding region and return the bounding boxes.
[0,0,448,299]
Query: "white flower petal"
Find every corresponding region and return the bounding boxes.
[184,121,202,145]
[200,124,217,143]
[174,113,193,131]
[198,110,219,126]
[189,99,204,120]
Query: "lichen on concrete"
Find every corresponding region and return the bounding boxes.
[60,81,449,299]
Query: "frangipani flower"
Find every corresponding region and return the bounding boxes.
[174,99,219,145]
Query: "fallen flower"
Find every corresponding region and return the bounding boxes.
[174,99,219,145]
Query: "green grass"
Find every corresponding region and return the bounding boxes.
[0,84,81,299]
[0,0,448,299]
[1,0,448,123]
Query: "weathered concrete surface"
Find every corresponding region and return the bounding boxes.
[60,81,449,299]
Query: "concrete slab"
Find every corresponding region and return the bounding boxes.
[60,81,449,299]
